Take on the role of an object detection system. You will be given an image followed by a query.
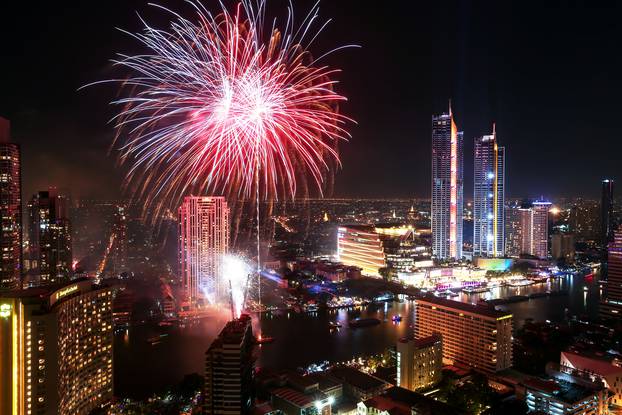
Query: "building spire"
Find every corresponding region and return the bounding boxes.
[448,99,452,117]
[492,122,496,138]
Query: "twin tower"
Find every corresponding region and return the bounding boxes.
[431,106,505,261]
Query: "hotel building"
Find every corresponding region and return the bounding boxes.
[505,201,551,259]
[473,126,505,258]
[0,117,22,290]
[0,279,113,415]
[179,196,229,306]
[431,106,464,260]
[415,296,513,373]
[204,314,255,415]
[396,334,442,392]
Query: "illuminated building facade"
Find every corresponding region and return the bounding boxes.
[178,196,229,306]
[523,377,609,415]
[505,201,550,259]
[431,108,463,260]
[601,179,615,247]
[396,334,442,391]
[415,296,513,373]
[0,279,113,415]
[337,225,386,276]
[569,199,600,243]
[27,188,72,286]
[0,117,22,290]
[204,314,254,415]
[601,226,622,320]
[473,126,505,258]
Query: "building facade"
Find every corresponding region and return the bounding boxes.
[0,117,22,290]
[337,226,386,277]
[560,350,622,407]
[551,233,575,263]
[204,314,254,415]
[0,279,113,415]
[179,196,229,306]
[473,126,505,258]
[27,188,72,286]
[415,296,513,373]
[431,108,464,260]
[523,377,609,415]
[396,334,442,392]
[505,201,550,259]
[601,226,622,320]
[601,179,615,247]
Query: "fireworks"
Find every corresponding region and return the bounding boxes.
[221,254,252,318]
[101,0,353,219]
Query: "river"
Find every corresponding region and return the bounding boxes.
[114,272,600,399]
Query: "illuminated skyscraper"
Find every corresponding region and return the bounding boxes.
[505,201,550,259]
[0,279,113,415]
[179,196,229,306]
[601,226,622,320]
[0,117,22,290]
[601,179,615,247]
[473,125,505,258]
[27,188,72,286]
[204,314,254,415]
[531,201,551,259]
[337,225,386,276]
[431,106,463,260]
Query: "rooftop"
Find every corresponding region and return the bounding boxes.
[329,367,387,391]
[398,333,442,348]
[363,387,466,415]
[271,387,313,408]
[416,295,512,319]
[523,377,603,404]
[561,350,622,377]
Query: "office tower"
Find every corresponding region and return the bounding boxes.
[27,188,72,286]
[0,117,22,290]
[505,201,551,259]
[204,314,254,415]
[601,179,615,247]
[415,296,513,373]
[473,125,505,258]
[109,204,128,276]
[431,106,464,260]
[601,226,622,320]
[396,334,442,391]
[531,201,551,259]
[569,200,600,243]
[0,279,113,415]
[179,196,229,306]
[337,225,386,276]
[551,233,575,263]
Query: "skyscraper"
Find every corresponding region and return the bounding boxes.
[473,125,505,258]
[505,201,550,259]
[0,117,22,290]
[179,196,229,306]
[204,314,254,415]
[601,226,622,320]
[601,179,615,247]
[531,201,551,259]
[431,106,463,260]
[0,279,113,414]
[27,188,72,286]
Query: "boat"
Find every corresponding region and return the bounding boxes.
[462,286,490,294]
[329,321,342,329]
[392,315,403,322]
[349,318,381,328]
[255,335,275,344]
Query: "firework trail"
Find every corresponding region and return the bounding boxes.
[95,0,354,221]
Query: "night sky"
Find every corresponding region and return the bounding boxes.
[1,0,621,201]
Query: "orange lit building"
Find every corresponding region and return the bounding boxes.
[0,279,113,415]
[337,226,386,276]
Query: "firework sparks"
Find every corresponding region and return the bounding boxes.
[96,0,354,220]
[221,254,252,318]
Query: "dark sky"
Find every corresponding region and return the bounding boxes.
[1,0,621,201]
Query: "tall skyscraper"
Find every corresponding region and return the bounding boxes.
[473,125,505,258]
[601,179,615,247]
[601,226,622,320]
[415,296,513,373]
[0,117,22,290]
[204,314,254,415]
[505,201,550,259]
[179,196,229,306]
[0,279,113,414]
[27,188,72,286]
[431,106,463,260]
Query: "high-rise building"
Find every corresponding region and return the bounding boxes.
[601,226,622,320]
[27,188,72,286]
[473,125,505,258]
[415,296,513,373]
[551,233,575,263]
[179,196,229,306]
[601,179,615,247]
[337,226,386,276]
[505,201,551,259]
[396,334,442,391]
[204,314,254,415]
[569,200,600,243]
[0,117,22,290]
[0,279,113,415]
[431,107,464,260]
